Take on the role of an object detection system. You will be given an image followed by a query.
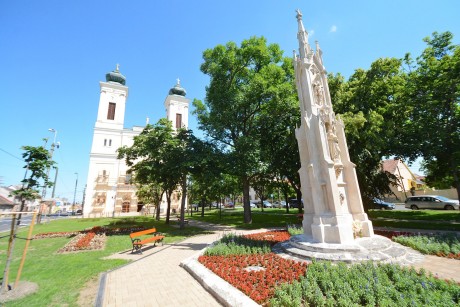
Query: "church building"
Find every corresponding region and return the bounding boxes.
[83,66,189,217]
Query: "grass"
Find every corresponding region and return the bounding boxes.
[187,207,301,229]
[368,210,460,222]
[369,209,460,231]
[0,216,210,306]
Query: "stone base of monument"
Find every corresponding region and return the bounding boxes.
[274,234,425,265]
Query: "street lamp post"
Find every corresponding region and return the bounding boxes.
[42,128,59,200]
[72,173,78,215]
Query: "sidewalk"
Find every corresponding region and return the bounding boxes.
[97,221,263,307]
[97,221,460,307]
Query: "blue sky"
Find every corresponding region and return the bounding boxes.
[1,1,459,203]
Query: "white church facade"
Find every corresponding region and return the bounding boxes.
[83,66,189,217]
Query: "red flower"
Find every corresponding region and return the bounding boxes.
[199,253,307,304]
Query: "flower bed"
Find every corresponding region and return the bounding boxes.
[199,253,306,304]
[34,226,146,253]
[374,229,417,239]
[270,261,460,306]
[243,230,290,245]
[375,230,460,260]
[58,232,106,253]
[33,231,80,239]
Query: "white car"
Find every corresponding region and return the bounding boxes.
[405,195,459,210]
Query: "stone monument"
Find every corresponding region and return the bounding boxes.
[293,9,373,244]
[276,10,425,263]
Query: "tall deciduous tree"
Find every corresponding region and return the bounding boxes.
[118,119,181,225]
[401,32,460,199]
[328,57,407,205]
[194,36,294,223]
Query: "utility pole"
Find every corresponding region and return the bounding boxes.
[42,128,59,199]
[51,167,58,198]
[72,173,78,215]
[39,128,59,223]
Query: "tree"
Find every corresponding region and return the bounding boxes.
[2,145,55,293]
[258,57,302,212]
[118,119,182,225]
[135,182,163,220]
[328,57,407,206]
[401,32,460,199]
[194,36,295,223]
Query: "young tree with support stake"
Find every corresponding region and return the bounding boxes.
[1,145,54,293]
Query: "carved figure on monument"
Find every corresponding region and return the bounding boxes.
[313,81,325,106]
[326,125,341,162]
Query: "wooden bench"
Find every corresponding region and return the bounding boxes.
[129,228,165,254]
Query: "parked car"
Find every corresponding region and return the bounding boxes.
[405,195,459,210]
[288,199,303,208]
[372,198,395,210]
[262,201,273,208]
[76,209,82,215]
[274,201,287,208]
[250,201,258,209]
[224,202,235,208]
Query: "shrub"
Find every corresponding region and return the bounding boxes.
[270,261,460,306]
[393,233,460,260]
[287,224,303,236]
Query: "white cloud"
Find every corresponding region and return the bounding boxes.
[330,25,337,33]
[309,29,315,36]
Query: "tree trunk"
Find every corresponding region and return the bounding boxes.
[165,190,172,224]
[283,189,289,214]
[200,196,205,217]
[179,175,187,230]
[1,193,28,293]
[242,176,252,224]
[296,189,303,214]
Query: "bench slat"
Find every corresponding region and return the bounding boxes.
[130,228,157,239]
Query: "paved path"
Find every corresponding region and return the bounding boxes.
[97,222,460,307]
[98,221,263,307]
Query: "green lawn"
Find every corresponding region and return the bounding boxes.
[187,207,302,229]
[0,216,210,306]
[369,209,460,231]
[368,209,460,222]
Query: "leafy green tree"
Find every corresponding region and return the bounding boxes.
[401,32,460,199]
[118,119,181,224]
[194,36,295,223]
[328,57,407,205]
[135,182,163,220]
[2,145,55,293]
[258,57,302,212]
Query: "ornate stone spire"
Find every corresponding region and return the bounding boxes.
[292,10,374,245]
[296,9,311,59]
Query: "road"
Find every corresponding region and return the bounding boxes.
[0,214,71,233]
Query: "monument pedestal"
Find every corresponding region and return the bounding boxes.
[276,234,425,264]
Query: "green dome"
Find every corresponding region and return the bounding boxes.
[169,79,186,96]
[105,65,126,85]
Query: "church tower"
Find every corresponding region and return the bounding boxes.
[83,66,129,217]
[164,79,190,129]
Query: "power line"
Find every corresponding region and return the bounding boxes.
[0,148,22,161]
